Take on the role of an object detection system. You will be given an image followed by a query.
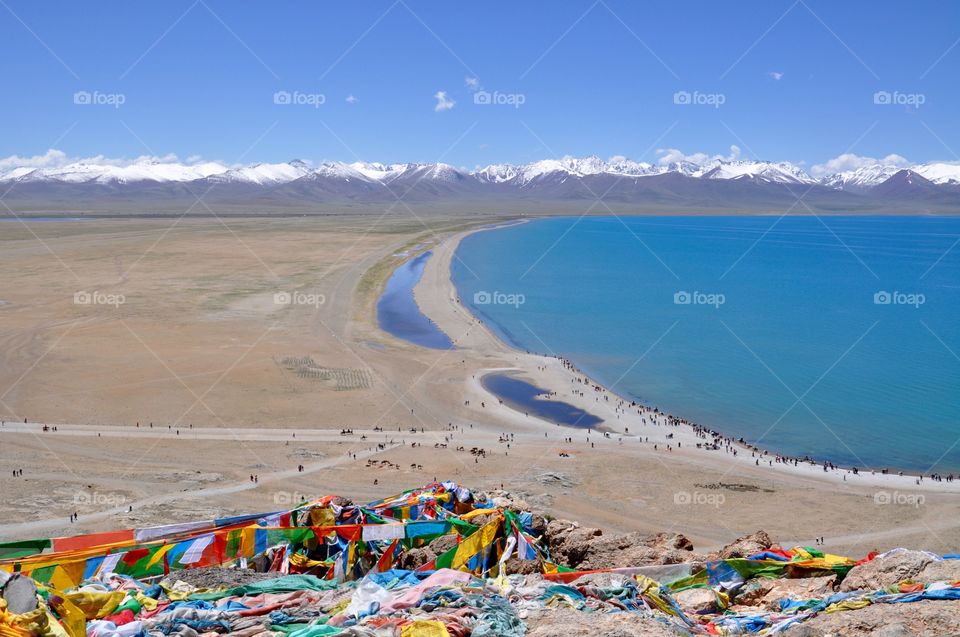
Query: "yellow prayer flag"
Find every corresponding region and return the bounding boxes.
[451,517,499,571]
[400,620,450,637]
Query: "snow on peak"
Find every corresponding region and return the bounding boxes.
[658,160,702,177]
[914,162,960,185]
[347,162,410,182]
[414,162,464,181]
[605,156,657,176]
[820,163,905,190]
[474,163,520,183]
[700,160,815,184]
[7,160,231,184]
[212,161,312,185]
[0,166,39,181]
[310,161,369,181]
[483,155,645,186]
[473,155,812,185]
[0,152,956,192]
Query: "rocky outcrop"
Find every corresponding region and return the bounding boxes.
[501,557,542,575]
[840,550,938,592]
[164,566,279,590]
[916,558,960,584]
[783,599,960,636]
[710,530,776,560]
[673,587,717,614]
[543,519,700,570]
[729,574,838,610]
[524,607,681,637]
[466,512,500,528]
[0,573,38,614]
[396,533,460,570]
[760,575,837,610]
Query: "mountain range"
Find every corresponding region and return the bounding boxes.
[2,156,959,215]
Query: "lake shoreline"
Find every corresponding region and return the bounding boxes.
[415,220,960,492]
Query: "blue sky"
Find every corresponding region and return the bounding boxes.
[1,1,958,171]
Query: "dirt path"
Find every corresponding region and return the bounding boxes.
[0,434,399,537]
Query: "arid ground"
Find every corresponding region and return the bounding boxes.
[1,216,957,557]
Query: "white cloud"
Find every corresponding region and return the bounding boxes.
[0,149,218,172]
[768,71,784,81]
[655,145,741,166]
[346,94,358,104]
[810,153,910,177]
[0,149,69,170]
[137,153,179,164]
[434,90,455,112]
[465,77,480,92]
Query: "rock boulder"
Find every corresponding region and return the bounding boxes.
[840,550,936,592]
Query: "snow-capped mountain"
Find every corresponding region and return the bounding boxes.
[346,162,410,182]
[869,170,945,200]
[914,162,960,186]
[406,162,467,182]
[506,157,608,185]
[1,154,957,213]
[1,154,947,189]
[819,164,905,192]
[657,160,702,178]
[473,163,521,184]
[324,161,467,184]
[605,156,658,177]
[208,160,312,185]
[475,156,658,186]
[3,160,230,184]
[817,162,960,191]
[699,160,816,184]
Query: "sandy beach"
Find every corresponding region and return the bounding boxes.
[0,217,957,556]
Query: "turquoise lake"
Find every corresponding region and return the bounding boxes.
[451,216,960,473]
